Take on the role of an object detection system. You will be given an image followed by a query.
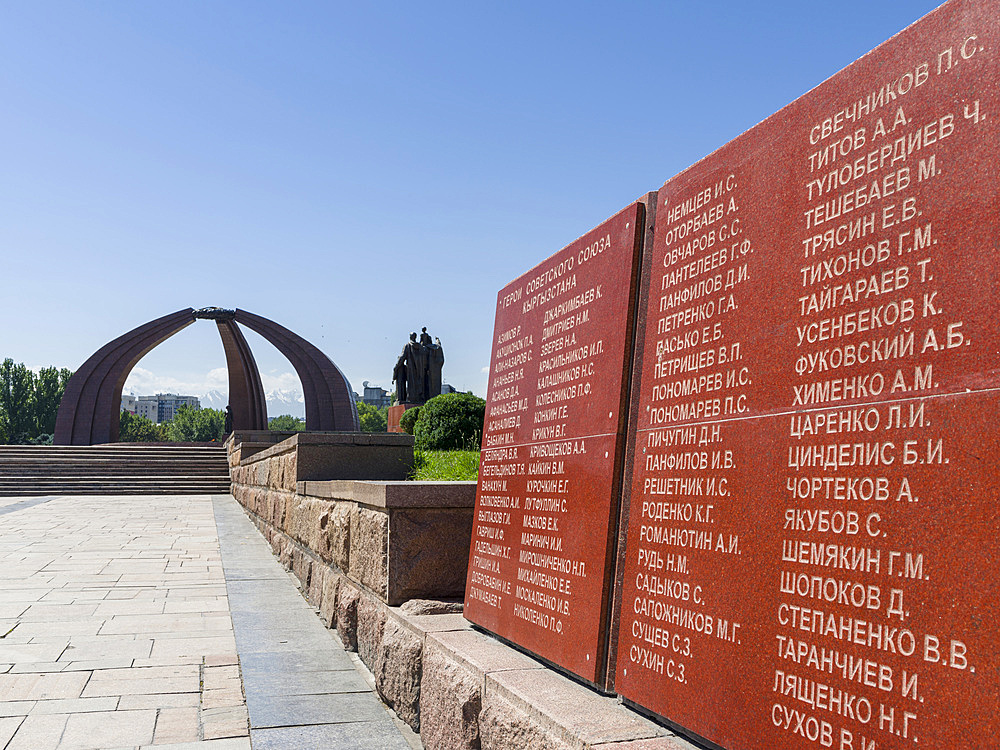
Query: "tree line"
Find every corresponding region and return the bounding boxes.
[119,405,228,443]
[1,355,394,444]
[0,358,230,445]
[268,404,389,433]
[0,359,73,444]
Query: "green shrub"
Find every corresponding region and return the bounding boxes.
[410,450,480,480]
[413,393,485,451]
[398,406,420,435]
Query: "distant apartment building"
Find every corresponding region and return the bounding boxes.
[121,393,200,424]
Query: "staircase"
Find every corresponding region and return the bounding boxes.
[0,445,232,496]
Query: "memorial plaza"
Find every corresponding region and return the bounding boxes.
[0,492,419,750]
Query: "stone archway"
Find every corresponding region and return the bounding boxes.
[54,307,359,445]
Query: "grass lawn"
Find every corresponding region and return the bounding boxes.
[410,450,480,480]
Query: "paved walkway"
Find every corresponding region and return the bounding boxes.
[0,494,418,750]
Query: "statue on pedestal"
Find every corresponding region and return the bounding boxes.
[393,328,445,405]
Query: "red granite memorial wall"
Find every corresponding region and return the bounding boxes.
[466,0,998,747]
[464,202,646,684]
[614,0,1000,748]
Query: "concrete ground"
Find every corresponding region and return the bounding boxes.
[0,493,419,750]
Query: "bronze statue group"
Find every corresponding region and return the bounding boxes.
[393,328,444,405]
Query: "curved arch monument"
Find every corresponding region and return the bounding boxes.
[54,307,359,445]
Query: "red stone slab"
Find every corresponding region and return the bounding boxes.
[465,202,645,684]
[617,395,1000,749]
[615,1,1000,748]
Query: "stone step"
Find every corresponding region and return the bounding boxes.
[0,444,231,496]
[0,463,229,471]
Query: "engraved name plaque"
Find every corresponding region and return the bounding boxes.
[466,202,645,683]
[615,1,1000,747]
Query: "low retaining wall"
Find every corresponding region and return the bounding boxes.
[228,433,696,750]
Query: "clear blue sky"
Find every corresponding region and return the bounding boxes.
[2,1,943,405]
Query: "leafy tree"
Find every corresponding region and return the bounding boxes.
[413,393,485,451]
[33,367,66,436]
[356,402,388,433]
[0,359,36,443]
[398,406,420,435]
[119,410,167,442]
[0,361,73,444]
[268,414,306,431]
[166,405,226,442]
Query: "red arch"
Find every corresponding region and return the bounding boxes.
[54,308,358,445]
[217,319,268,432]
[234,309,358,431]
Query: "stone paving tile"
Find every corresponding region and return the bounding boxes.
[11,619,105,637]
[0,716,24,747]
[99,613,233,636]
[5,661,70,674]
[131,655,206,668]
[104,588,155,601]
[93,599,168,616]
[242,668,371,701]
[0,671,90,700]
[152,706,201,744]
[58,708,157,748]
[201,705,249,740]
[16,604,100,622]
[237,649,355,674]
[162,599,228,614]
[118,692,201,710]
[0,700,34,717]
[251,722,414,750]
[82,674,200,698]
[201,687,245,709]
[202,664,240,688]
[5,712,67,750]
[202,655,239,668]
[0,643,68,663]
[148,636,238,661]
[245,691,393,729]
[141,739,251,750]
[29,696,120,714]
[58,638,154,662]
[11,657,136,673]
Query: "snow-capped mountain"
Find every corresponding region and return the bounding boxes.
[201,390,228,410]
[266,388,305,418]
[199,388,306,418]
